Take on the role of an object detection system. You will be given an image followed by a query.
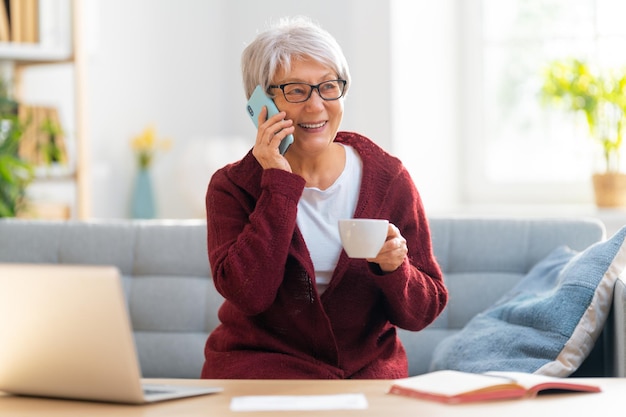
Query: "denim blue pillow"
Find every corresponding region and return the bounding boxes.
[430,226,626,377]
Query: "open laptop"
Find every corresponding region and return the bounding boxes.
[0,263,222,404]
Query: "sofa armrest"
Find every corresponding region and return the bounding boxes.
[614,275,626,377]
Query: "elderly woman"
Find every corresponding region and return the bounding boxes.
[202,16,448,379]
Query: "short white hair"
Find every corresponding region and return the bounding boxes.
[241,16,351,99]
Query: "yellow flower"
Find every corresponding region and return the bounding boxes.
[130,125,172,169]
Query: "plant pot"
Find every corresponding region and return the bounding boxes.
[592,172,626,208]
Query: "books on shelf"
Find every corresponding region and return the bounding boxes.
[0,0,72,60]
[3,0,40,44]
[0,1,9,41]
[23,0,39,43]
[388,370,601,404]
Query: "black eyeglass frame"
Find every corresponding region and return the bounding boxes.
[268,79,347,103]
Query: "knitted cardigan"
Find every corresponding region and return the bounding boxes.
[202,131,448,379]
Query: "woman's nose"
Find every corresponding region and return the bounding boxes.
[304,89,325,109]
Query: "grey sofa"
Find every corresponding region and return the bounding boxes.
[0,217,624,378]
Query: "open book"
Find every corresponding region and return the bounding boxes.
[388,370,601,404]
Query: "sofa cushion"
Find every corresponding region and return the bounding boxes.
[430,226,626,377]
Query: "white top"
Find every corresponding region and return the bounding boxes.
[296,145,363,294]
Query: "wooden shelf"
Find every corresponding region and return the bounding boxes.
[0,43,71,61]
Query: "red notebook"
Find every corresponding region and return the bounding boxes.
[388,370,601,404]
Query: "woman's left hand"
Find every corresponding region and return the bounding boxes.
[367,223,408,273]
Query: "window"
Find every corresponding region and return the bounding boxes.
[464,0,626,205]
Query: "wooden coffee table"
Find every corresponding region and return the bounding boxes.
[1,377,624,416]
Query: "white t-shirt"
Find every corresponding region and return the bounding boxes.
[296,145,363,294]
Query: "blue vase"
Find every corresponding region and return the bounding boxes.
[131,168,156,219]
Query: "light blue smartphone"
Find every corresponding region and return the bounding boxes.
[246,85,294,155]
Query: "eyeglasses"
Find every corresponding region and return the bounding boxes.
[269,79,347,103]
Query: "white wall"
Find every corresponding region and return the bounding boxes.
[24,0,459,219]
[390,0,460,212]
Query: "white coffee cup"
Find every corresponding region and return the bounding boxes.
[338,219,389,259]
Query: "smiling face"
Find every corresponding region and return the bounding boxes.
[271,57,344,156]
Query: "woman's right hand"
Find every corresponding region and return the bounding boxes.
[252,106,295,172]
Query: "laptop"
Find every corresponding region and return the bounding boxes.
[0,263,222,404]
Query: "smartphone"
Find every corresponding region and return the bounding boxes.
[246,85,294,155]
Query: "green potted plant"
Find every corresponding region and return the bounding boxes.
[0,78,33,217]
[540,58,626,207]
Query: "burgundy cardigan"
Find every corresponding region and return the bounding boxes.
[202,132,448,379]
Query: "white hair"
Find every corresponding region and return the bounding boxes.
[241,16,351,99]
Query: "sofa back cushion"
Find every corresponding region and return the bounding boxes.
[0,219,219,378]
[399,216,605,375]
[430,224,626,377]
[0,217,606,378]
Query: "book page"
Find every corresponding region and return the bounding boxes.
[485,371,556,389]
[392,370,519,396]
[485,371,601,393]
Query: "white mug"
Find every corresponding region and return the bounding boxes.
[338,219,389,259]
